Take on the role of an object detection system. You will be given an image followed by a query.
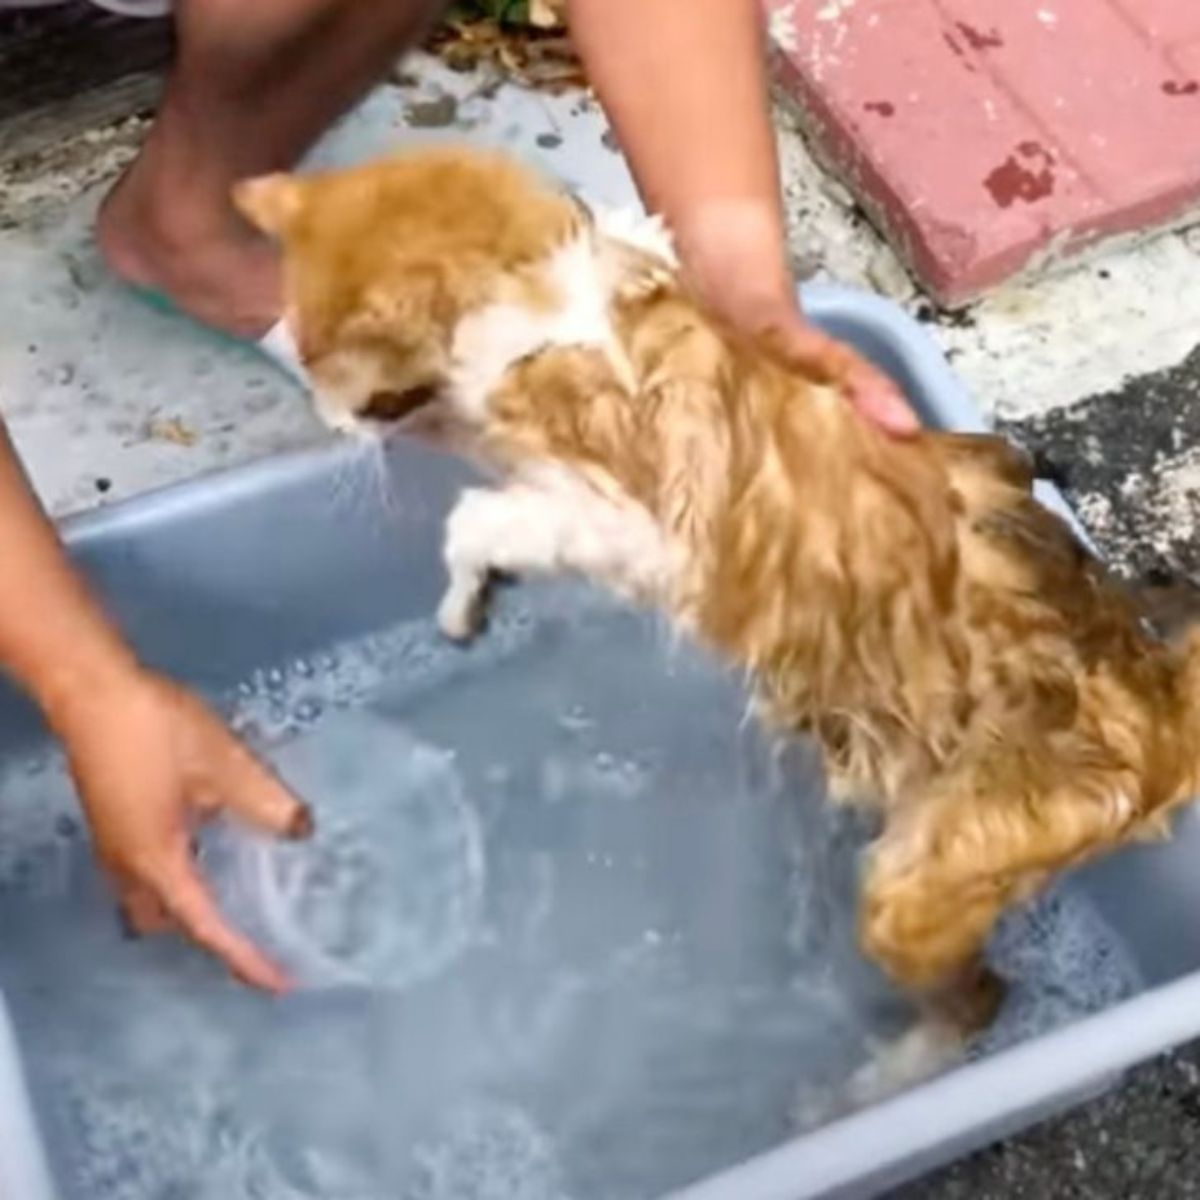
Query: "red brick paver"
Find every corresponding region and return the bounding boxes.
[766,0,1200,304]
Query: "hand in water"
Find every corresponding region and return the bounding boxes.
[49,669,312,992]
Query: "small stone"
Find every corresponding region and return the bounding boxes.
[819,174,856,209]
[866,245,917,299]
[405,93,459,129]
[789,250,827,281]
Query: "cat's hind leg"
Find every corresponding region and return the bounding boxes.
[860,742,1139,1033]
[836,743,1140,1103]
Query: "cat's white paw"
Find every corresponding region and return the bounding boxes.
[846,1021,964,1107]
[791,1019,964,1132]
[437,583,484,642]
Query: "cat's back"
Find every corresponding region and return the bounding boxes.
[930,431,1186,750]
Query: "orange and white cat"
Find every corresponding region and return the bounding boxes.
[234,146,1200,1045]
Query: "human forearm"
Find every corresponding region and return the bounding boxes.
[0,422,304,990]
[567,0,791,318]
[568,0,917,433]
[0,424,137,722]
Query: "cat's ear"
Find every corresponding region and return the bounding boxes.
[232,173,303,237]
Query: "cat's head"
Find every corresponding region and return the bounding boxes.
[233,145,586,437]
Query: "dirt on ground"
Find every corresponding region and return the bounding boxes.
[424,15,585,95]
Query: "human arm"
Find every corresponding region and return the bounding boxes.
[0,422,309,991]
[566,0,917,434]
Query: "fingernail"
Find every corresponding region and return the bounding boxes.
[287,804,315,839]
[869,386,920,435]
[886,405,921,435]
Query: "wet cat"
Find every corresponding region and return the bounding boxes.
[235,145,1200,1050]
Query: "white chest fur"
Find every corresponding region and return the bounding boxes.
[445,206,677,421]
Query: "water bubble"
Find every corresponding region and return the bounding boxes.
[409,1102,565,1200]
[618,759,644,786]
[294,698,323,724]
[977,889,1142,1055]
[557,705,593,734]
[23,755,48,779]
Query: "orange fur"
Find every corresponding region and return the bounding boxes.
[237,147,1200,1034]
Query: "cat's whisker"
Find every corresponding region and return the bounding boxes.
[365,438,405,524]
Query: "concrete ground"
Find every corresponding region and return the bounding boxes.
[3,37,1200,1200]
[901,1041,1200,1199]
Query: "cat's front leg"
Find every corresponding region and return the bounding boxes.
[437,484,573,641]
[438,487,508,641]
[437,477,667,642]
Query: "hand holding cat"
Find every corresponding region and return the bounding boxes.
[669,202,920,438]
[735,294,921,437]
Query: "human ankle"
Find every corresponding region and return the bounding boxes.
[97,157,283,338]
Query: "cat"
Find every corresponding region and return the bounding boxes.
[234,144,1200,1044]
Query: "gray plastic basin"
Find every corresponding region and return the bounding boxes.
[2,284,1198,1200]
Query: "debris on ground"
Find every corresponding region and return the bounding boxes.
[425,15,584,95]
[446,0,566,28]
[145,416,197,447]
[403,91,460,128]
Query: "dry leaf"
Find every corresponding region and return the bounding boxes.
[146,416,197,447]
[426,18,586,94]
[528,0,566,29]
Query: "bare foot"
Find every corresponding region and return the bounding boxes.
[96,142,283,340]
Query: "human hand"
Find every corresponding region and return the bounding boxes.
[47,667,312,992]
[742,295,920,437]
[672,202,919,436]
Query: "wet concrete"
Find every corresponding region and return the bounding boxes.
[899,1040,1200,1199]
[1001,344,1200,582]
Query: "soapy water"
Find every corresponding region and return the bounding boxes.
[199,714,485,991]
[0,587,1144,1200]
